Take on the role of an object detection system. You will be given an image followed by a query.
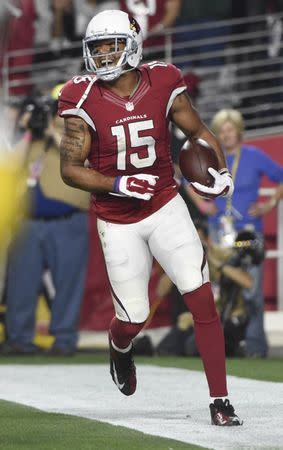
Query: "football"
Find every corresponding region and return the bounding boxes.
[179,138,219,186]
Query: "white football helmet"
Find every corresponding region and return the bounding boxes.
[83,10,143,82]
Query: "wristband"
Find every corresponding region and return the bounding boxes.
[113,176,121,193]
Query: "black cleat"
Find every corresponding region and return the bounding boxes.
[209,399,243,426]
[109,333,136,396]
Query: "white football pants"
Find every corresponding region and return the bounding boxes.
[97,194,209,323]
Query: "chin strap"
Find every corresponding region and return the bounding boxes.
[76,76,97,109]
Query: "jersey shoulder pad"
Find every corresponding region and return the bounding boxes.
[59,75,97,106]
[142,62,184,88]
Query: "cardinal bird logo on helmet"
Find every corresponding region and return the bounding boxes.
[129,17,141,34]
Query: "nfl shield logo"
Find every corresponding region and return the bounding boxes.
[125,101,134,111]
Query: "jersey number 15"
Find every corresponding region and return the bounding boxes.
[111,119,157,170]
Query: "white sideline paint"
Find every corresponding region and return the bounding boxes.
[0,364,283,450]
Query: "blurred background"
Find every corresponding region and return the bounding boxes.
[0,0,283,358]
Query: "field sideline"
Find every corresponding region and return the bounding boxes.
[0,354,282,450]
[1,353,283,381]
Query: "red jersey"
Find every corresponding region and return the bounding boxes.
[58,62,186,224]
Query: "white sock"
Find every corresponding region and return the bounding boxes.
[210,396,229,403]
[111,340,132,353]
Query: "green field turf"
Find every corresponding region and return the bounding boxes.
[0,400,206,450]
[0,352,282,382]
[0,354,282,449]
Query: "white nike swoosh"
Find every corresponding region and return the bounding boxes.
[130,181,141,189]
[113,363,125,390]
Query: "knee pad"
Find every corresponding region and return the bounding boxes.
[177,257,210,295]
[113,291,150,324]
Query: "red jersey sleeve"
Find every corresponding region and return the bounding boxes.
[57,75,97,131]
[163,63,186,89]
[162,63,187,116]
[58,78,80,116]
[143,62,187,117]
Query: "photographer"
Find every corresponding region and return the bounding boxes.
[215,229,265,357]
[156,224,263,358]
[1,87,90,355]
[207,109,283,357]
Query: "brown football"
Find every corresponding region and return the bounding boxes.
[179,138,219,186]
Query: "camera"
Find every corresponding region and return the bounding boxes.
[24,95,52,139]
[233,229,265,267]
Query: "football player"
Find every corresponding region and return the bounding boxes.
[58,10,242,426]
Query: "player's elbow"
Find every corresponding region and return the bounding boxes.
[60,164,77,188]
[61,173,73,187]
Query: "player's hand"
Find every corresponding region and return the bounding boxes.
[191,168,234,199]
[113,174,159,200]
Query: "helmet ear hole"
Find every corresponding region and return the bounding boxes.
[131,41,138,53]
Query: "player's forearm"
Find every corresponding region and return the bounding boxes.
[61,164,115,193]
[171,93,227,170]
[197,126,227,170]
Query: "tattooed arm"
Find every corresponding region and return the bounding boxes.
[60,117,115,193]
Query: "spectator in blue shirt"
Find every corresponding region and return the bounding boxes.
[206,109,283,357]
